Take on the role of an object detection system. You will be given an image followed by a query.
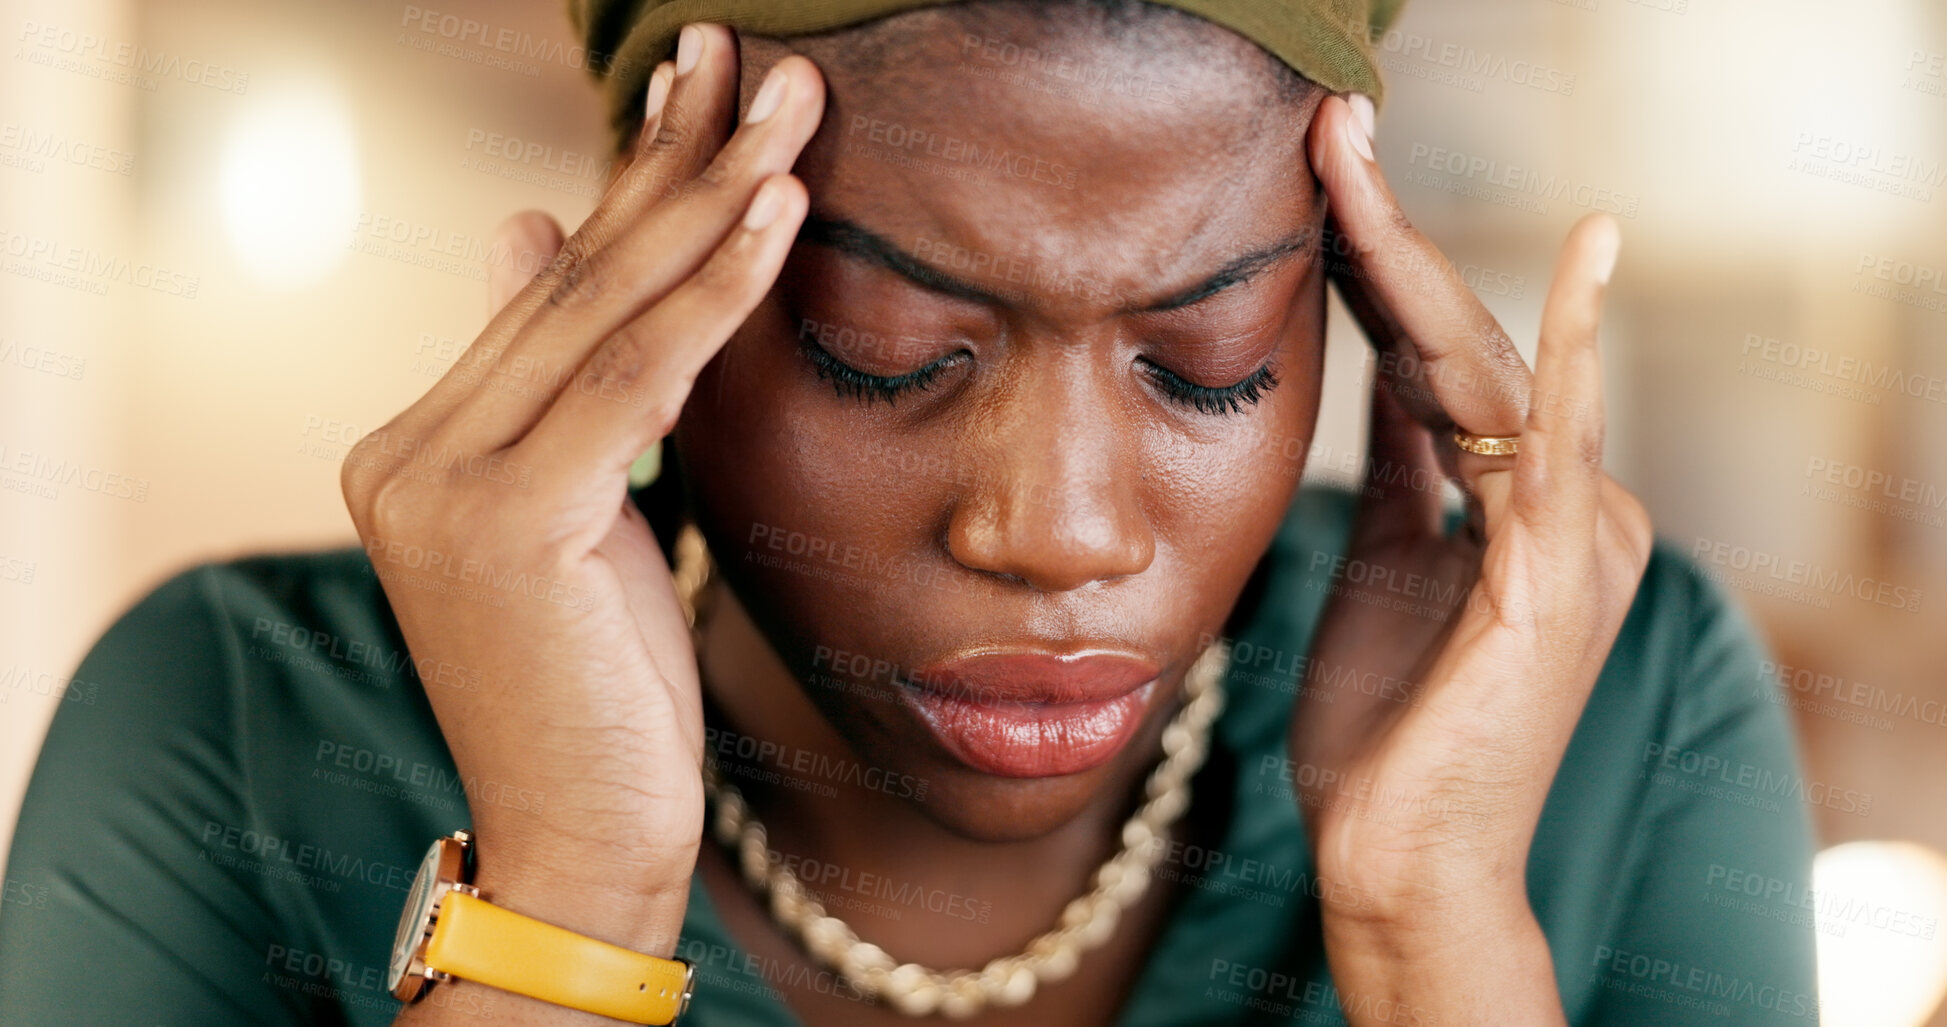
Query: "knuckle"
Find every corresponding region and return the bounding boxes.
[641,388,689,441]
[694,151,738,189]
[582,323,652,392]
[365,469,429,542]
[1577,423,1607,469]
[546,235,609,309]
[340,426,404,513]
[650,120,693,156]
[1384,204,1420,244]
[339,438,378,506]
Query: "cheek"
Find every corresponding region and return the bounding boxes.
[675,299,951,568]
[1146,277,1327,556]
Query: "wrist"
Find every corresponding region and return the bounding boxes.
[469,825,698,958]
[1313,829,1533,931]
[1321,894,1563,1027]
[1323,883,1537,959]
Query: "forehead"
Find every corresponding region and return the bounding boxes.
[756,9,1322,319]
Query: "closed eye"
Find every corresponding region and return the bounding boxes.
[1138,356,1282,416]
[798,335,965,406]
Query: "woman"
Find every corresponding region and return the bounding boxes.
[0,1,1819,1024]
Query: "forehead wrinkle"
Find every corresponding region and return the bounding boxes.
[778,8,1318,324]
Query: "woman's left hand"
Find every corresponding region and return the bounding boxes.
[1284,94,1655,1023]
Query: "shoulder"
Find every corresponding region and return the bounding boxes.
[2,545,456,1026]
[29,544,431,778]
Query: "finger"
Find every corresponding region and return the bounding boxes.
[378,21,740,441]
[1349,373,1447,553]
[1310,94,1532,438]
[450,50,826,452]
[488,211,566,316]
[1507,213,1620,543]
[513,174,809,503]
[357,59,677,454]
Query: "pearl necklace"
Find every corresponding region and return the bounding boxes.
[673,524,1229,1019]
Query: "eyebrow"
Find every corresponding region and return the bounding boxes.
[797,212,1312,315]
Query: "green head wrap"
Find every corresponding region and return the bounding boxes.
[569,0,1406,145]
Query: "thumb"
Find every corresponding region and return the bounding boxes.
[487,209,566,316]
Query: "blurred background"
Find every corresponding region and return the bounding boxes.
[3,0,1944,1022]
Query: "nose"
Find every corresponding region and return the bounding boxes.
[945,346,1156,593]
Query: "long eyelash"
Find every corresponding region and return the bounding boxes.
[1142,357,1282,416]
[798,336,952,406]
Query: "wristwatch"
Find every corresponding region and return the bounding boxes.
[387,829,696,1024]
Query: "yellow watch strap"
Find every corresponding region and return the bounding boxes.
[424,891,691,1024]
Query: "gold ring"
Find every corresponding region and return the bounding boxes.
[1453,429,1520,456]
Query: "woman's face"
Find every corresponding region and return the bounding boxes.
[671,11,1328,841]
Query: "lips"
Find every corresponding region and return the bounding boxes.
[900,652,1163,778]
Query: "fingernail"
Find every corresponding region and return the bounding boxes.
[746,66,788,124]
[743,181,784,230]
[676,25,702,76]
[1348,94,1377,143]
[644,63,673,122]
[1344,97,1374,162]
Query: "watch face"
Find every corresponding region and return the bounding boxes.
[387,838,447,995]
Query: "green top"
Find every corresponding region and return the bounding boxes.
[0,486,1820,1025]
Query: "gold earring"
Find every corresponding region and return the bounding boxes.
[672,521,715,630]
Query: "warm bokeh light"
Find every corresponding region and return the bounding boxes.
[218,79,362,290]
[1815,841,1947,1027]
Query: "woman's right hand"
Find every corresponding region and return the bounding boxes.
[338,23,824,958]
